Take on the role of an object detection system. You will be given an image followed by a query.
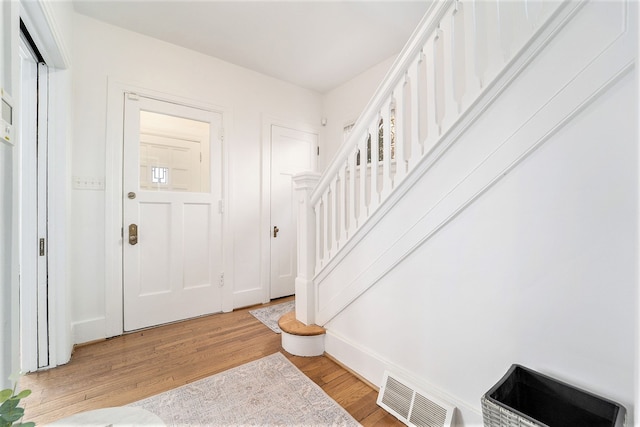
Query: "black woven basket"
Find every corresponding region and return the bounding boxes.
[481,365,626,427]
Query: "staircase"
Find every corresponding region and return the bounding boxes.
[288,0,572,331]
[282,10,637,413]
[279,2,638,426]
[280,0,571,356]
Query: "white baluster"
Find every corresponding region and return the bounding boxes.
[322,191,331,261]
[336,162,347,247]
[330,176,339,251]
[423,34,439,154]
[408,57,422,170]
[481,0,503,85]
[472,0,489,87]
[348,148,358,235]
[369,118,381,213]
[452,0,468,113]
[497,0,511,60]
[525,0,544,30]
[502,1,530,61]
[417,51,429,148]
[440,8,459,133]
[380,98,393,200]
[462,0,482,106]
[434,26,446,134]
[358,131,368,225]
[314,200,322,274]
[393,80,407,185]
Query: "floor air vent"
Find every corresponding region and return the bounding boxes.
[377,371,455,427]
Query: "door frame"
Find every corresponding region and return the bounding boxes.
[259,115,319,304]
[105,79,232,338]
[17,2,72,371]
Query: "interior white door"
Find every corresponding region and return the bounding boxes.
[18,40,50,371]
[270,125,317,299]
[123,94,223,331]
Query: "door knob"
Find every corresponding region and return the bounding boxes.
[273,226,279,238]
[129,224,138,245]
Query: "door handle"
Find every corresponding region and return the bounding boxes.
[129,224,138,245]
[273,226,279,238]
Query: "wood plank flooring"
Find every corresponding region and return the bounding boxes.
[20,297,403,426]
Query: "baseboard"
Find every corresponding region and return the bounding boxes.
[71,317,106,345]
[232,288,268,309]
[324,330,483,427]
[324,352,379,392]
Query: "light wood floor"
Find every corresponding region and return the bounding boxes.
[21,297,403,426]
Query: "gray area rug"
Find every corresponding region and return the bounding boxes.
[249,301,295,333]
[129,352,360,426]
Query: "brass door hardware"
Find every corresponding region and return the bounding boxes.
[129,224,138,245]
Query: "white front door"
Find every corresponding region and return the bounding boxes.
[270,125,317,299]
[123,94,223,331]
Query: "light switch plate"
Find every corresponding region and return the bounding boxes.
[73,176,105,190]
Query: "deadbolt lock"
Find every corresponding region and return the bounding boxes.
[273,226,279,238]
[129,224,138,245]
[127,192,136,199]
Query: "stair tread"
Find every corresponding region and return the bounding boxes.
[278,311,326,336]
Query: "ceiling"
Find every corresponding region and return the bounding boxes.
[72,1,431,93]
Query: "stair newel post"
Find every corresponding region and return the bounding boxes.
[293,172,321,325]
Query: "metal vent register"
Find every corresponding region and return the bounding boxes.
[377,371,454,427]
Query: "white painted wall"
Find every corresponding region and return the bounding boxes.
[70,13,324,343]
[322,2,638,426]
[320,55,395,168]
